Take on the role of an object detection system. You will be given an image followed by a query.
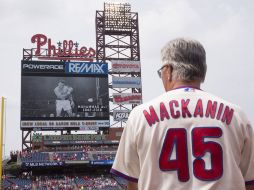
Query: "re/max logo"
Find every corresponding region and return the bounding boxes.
[66,62,108,74]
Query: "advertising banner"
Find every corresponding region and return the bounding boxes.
[65,62,108,75]
[22,161,65,168]
[90,160,114,165]
[113,110,130,122]
[113,93,142,104]
[43,134,106,141]
[21,120,109,130]
[79,120,110,130]
[22,61,107,75]
[112,77,141,88]
[21,61,109,130]
[111,60,140,73]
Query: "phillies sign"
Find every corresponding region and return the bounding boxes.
[31,34,96,61]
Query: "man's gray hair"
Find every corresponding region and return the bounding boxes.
[161,38,207,82]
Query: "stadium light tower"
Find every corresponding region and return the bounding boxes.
[96,3,142,128]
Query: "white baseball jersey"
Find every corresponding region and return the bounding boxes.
[111,87,254,190]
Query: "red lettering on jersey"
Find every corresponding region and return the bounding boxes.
[143,106,159,127]
[194,99,203,117]
[221,106,234,125]
[192,127,223,181]
[181,99,192,118]
[160,102,170,121]
[216,103,224,120]
[205,100,217,119]
[169,100,180,119]
[159,128,190,182]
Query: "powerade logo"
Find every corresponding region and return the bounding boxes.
[23,64,63,70]
[65,62,108,75]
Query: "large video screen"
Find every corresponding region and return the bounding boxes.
[21,60,109,130]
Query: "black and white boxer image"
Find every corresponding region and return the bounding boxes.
[54,80,74,117]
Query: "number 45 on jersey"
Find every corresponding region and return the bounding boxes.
[159,127,223,182]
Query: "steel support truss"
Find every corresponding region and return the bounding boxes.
[96,3,142,128]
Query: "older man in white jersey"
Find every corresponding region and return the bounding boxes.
[111,38,254,190]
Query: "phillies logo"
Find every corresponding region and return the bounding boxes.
[31,34,96,61]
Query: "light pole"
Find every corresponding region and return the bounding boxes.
[0,97,6,186]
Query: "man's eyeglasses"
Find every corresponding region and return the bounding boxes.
[157,64,169,78]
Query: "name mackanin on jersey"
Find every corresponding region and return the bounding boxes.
[143,99,234,127]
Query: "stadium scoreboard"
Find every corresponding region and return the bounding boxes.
[21,60,110,131]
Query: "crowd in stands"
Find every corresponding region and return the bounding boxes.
[76,176,119,190]
[21,151,50,162]
[52,152,89,161]
[19,144,117,163]
[20,151,116,163]
[92,153,116,161]
[35,176,75,190]
[8,141,120,189]
[3,175,126,190]
[3,178,32,190]
[82,145,118,152]
[45,145,118,152]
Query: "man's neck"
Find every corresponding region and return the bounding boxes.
[168,81,201,91]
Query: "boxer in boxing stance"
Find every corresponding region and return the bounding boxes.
[54,80,74,117]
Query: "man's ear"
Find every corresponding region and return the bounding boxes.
[167,65,173,81]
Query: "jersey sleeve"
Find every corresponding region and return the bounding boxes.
[239,114,254,186]
[110,115,140,183]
